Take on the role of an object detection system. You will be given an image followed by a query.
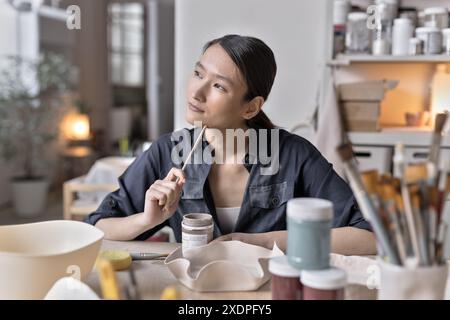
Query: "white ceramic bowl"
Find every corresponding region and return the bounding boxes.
[0,220,104,299]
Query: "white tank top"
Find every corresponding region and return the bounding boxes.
[215,207,241,234]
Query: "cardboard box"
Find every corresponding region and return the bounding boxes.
[338,80,398,101]
[342,101,380,120]
[345,120,380,132]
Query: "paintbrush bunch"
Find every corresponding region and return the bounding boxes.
[337,112,449,267]
[360,167,449,267]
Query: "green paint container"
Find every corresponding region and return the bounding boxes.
[287,198,333,270]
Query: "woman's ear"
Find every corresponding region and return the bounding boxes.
[242,96,264,120]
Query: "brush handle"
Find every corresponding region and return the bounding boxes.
[344,162,401,265]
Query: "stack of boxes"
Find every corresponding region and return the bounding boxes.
[338,80,398,132]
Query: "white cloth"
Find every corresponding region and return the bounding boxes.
[313,68,346,179]
[215,207,241,234]
[78,157,136,203]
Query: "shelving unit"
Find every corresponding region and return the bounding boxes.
[326,0,450,174]
[329,54,450,66]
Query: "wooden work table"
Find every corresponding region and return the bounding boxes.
[85,240,382,300]
[85,240,272,300]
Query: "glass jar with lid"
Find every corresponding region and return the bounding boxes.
[346,12,371,54]
[424,7,449,29]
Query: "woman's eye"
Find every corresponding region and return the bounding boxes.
[194,70,202,78]
[214,84,226,92]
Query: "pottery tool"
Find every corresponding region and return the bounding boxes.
[96,258,122,300]
[130,252,168,260]
[393,144,421,266]
[162,125,207,211]
[337,143,401,265]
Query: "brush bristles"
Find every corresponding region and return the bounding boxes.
[361,170,379,195]
[336,143,354,162]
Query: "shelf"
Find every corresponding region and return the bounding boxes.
[328,54,450,66]
[348,128,450,148]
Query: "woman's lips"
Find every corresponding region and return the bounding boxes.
[188,102,204,113]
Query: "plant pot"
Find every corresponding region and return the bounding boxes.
[11,178,49,218]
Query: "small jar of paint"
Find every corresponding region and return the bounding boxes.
[269,256,302,300]
[301,268,347,300]
[286,198,333,270]
[181,213,213,251]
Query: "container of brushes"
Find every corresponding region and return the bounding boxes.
[378,259,448,300]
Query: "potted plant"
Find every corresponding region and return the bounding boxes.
[0,53,76,217]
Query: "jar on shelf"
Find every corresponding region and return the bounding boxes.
[392,18,414,55]
[408,37,423,55]
[372,20,392,55]
[399,7,418,28]
[424,7,449,29]
[346,12,371,54]
[374,0,398,21]
[443,28,450,55]
[333,0,350,57]
[416,27,443,54]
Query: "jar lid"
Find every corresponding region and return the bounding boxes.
[424,7,448,15]
[333,0,350,25]
[301,268,347,290]
[416,26,441,33]
[269,256,302,278]
[287,198,333,221]
[394,18,413,25]
[182,213,213,227]
[347,12,368,21]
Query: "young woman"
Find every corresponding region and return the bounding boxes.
[86,34,376,255]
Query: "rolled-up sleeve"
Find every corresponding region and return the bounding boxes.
[297,139,372,231]
[84,140,168,240]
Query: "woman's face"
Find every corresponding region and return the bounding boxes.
[185,44,251,130]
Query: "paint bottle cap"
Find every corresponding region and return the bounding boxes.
[269,256,302,278]
[301,268,347,290]
[287,198,333,221]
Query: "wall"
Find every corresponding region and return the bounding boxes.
[174,0,330,131]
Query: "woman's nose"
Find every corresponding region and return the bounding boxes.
[192,83,207,102]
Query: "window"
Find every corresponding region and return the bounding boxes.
[108,3,145,87]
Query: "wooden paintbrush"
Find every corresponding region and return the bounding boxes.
[393,144,421,266]
[337,143,401,265]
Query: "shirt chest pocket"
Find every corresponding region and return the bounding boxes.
[180,179,204,200]
[249,181,293,209]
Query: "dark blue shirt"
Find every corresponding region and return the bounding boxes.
[85,127,371,241]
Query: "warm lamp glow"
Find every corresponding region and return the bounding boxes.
[63,113,90,140]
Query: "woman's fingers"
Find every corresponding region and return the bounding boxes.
[146,187,167,205]
[165,168,186,184]
[152,181,176,206]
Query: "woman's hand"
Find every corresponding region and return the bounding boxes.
[141,168,186,228]
[213,232,276,250]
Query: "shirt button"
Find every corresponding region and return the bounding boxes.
[108,199,116,208]
[271,196,280,206]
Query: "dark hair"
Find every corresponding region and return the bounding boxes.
[203,35,277,129]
